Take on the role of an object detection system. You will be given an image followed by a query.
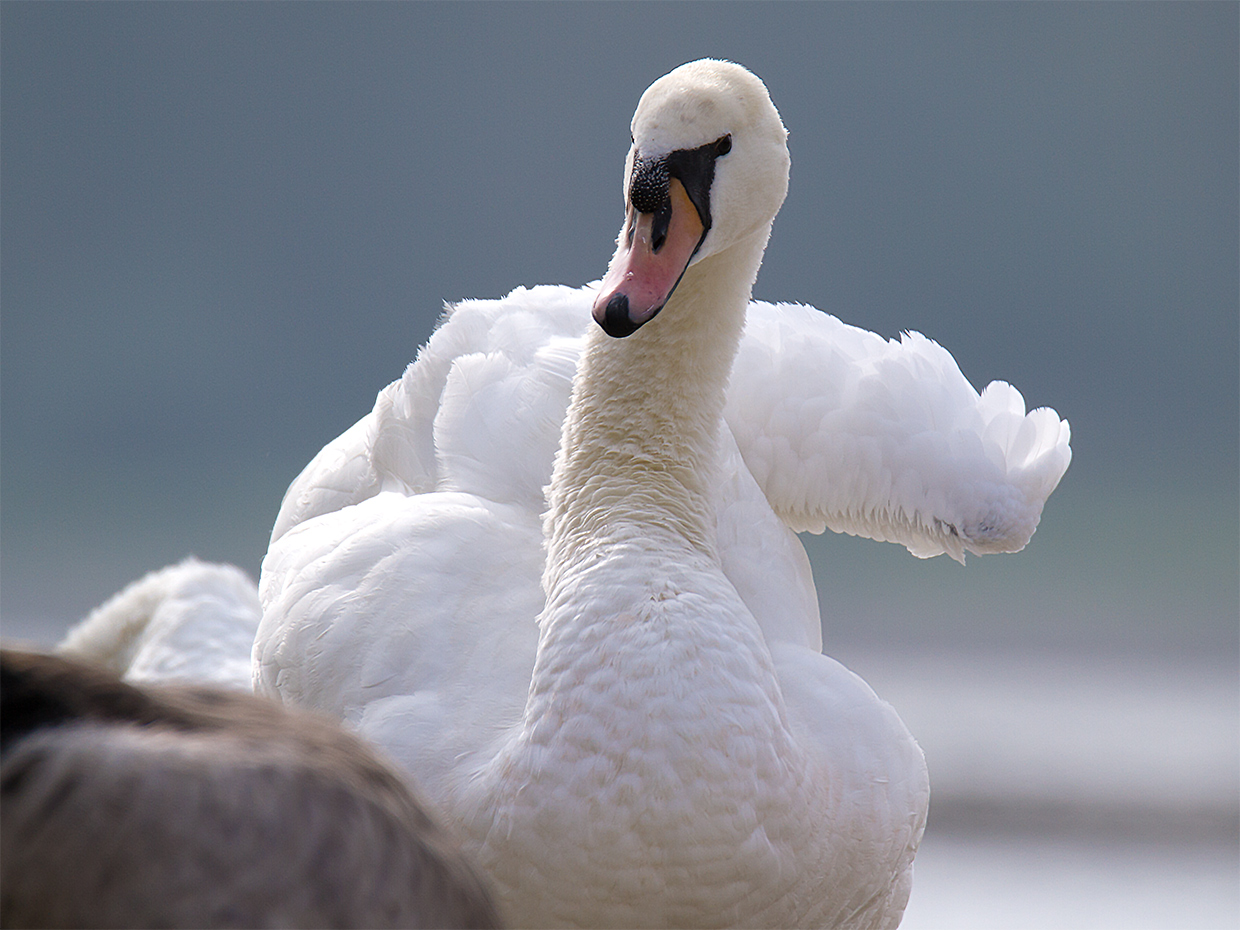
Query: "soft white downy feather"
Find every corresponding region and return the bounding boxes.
[57,558,260,691]
[726,301,1071,561]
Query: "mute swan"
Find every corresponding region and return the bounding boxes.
[0,648,501,929]
[253,59,1070,928]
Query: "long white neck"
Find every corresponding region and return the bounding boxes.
[543,225,772,596]
[480,224,812,929]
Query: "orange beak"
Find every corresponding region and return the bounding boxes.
[592,177,706,338]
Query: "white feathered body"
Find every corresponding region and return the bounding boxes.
[256,281,1067,927]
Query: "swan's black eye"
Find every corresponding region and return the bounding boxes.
[715,134,732,157]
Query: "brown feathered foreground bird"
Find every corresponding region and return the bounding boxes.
[0,648,502,929]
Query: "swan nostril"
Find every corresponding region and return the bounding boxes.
[650,197,672,253]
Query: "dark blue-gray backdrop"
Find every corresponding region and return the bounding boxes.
[3,3,1236,657]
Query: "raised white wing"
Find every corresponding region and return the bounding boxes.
[273,289,1069,566]
[270,286,586,545]
[727,301,1071,561]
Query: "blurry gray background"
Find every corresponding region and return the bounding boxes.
[3,5,1236,927]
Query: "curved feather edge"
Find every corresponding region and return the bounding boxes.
[56,558,260,689]
[271,287,1071,565]
[725,302,1072,563]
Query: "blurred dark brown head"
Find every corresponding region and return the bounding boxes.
[1,649,503,929]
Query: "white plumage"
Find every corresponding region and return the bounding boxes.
[58,558,259,691]
[250,59,1070,929]
[56,59,1070,929]
[726,301,1070,560]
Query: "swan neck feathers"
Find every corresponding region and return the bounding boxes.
[544,227,769,592]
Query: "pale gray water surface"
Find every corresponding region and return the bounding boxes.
[902,833,1238,930]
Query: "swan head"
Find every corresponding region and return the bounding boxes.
[593,60,790,338]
